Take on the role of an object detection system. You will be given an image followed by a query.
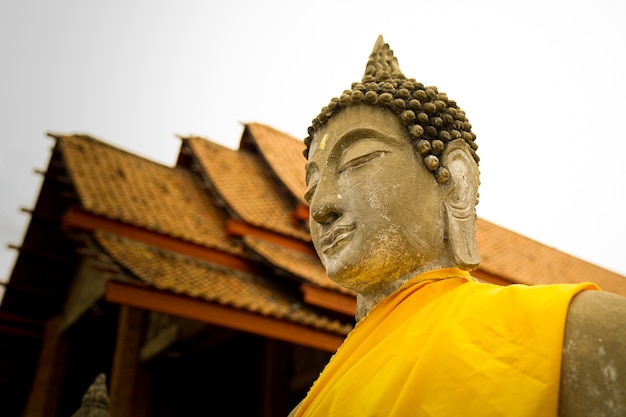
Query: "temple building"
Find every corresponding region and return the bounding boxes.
[1,124,625,416]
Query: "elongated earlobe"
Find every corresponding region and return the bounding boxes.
[441,139,480,269]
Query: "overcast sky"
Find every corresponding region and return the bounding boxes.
[2,1,625,303]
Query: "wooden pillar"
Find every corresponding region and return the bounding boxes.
[23,316,68,417]
[108,305,150,416]
[261,339,290,417]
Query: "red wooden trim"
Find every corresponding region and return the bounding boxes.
[0,323,42,339]
[225,219,316,256]
[62,208,255,274]
[300,284,356,316]
[0,312,46,328]
[105,281,343,353]
[0,282,55,298]
[293,203,309,222]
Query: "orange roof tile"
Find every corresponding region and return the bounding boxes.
[242,235,352,294]
[477,218,626,294]
[244,123,307,203]
[56,134,242,255]
[184,136,309,241]
[95,231,352,335]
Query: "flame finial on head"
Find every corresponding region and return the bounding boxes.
[363,35,404,81]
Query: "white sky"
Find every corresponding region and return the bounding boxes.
[1,0,625,302]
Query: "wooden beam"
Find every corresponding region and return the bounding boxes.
[22,317,67,417]
[19,206,70,228]
[7,244,73,264]
[110,306,150,417]
[0,282,58,299]
[0,312,46,328]
[226,219,315,256]
[471,269,514,286]
[0,323,42,340]
[34,168,72,185]
[300,284,356,316]
[105,281,344,353]
[293,203,309,222]
[261,339,290,417]
[62,208,255,274]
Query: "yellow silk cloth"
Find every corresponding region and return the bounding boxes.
[296,268,598,417]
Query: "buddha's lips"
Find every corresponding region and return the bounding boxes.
[320,224,356,254]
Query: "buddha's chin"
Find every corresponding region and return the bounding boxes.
[323,259,360,292]
[321,238,378,292]
[323,248,432,295]
[323,257,377,294]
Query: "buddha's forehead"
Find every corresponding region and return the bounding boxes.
[308,106,406,161]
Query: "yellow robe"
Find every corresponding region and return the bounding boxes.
[296,268,598,416]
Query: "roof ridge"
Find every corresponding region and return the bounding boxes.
[242,123,307,204]
[49,132,174,169]
[181,134,240,152]
[243,122,301,140]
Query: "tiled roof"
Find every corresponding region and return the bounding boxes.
[242,235,352,294]
[94,231,352,335]
[244,123,307,203]
[184,136,310,241]
[55,131,626,300]
[56,134,242,255]
[477,218,626,294]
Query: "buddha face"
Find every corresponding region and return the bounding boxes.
[306,106,449,295]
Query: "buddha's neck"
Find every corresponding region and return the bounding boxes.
[354,262,450,321]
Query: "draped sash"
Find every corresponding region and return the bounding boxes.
[296,268,597,416]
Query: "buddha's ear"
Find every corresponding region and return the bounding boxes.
[441,139,480,270]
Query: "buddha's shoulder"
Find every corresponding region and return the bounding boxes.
[560,290,626,416]
[566,289,626,335]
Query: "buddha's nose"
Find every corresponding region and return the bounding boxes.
[311,202,341,225]
[309,179,342,225]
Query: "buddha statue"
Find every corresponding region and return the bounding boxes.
[291,36,626,416]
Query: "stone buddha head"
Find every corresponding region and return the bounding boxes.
[304,36,481,310]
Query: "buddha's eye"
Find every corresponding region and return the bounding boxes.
[339,151,386,173]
